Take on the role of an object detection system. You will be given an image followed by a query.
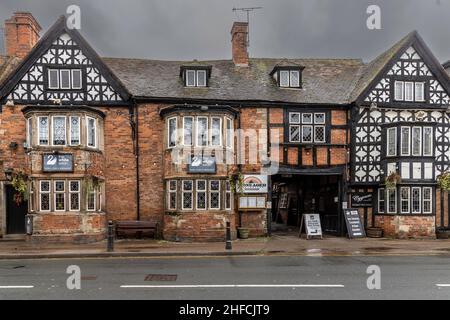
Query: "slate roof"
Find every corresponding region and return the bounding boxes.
[103,57,364,105]
[444,60,450,75]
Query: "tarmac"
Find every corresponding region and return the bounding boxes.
[1,232,450,259]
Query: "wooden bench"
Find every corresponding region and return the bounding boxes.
[115,220,158,239]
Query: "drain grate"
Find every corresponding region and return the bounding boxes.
[81,276,98,281]
[145,274,177,281]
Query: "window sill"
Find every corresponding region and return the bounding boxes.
[28,145,103,154]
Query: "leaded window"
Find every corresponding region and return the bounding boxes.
[87,189,96,211]
[167,180,177,210]
[412,187,421,213]
[54,180,65,211]
[69,180,80,211]
[423,187,432,214]
[400,187,410,214]
[401,127,410,156]
[412,127,422,156]
[196,117,208,146]
[209,180,220,210]
[225,181,232,210]
[378,188,385,213]
[183,117,193,146]
[225,117,233,148]
[52,116,66,145]
[87,116,97,148]
[196,180,207,210]
[211,117,222,146]
[289,112,326,143]
[279,70,300,88]
[70,116,80,145]
[40,180,50,211]
[387,127,397,156]
[168,117,177,148]
[60,69,71,89]
[182,180,193,210]
[27,117,33,147]
[423,127,433,156]
[387,188,396,213]
[39,116,49,145]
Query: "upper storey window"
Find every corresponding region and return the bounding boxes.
[288,112,326,143]
[270,65,304,88]
[394,81,425,102]
[180,66,211,87]
[48,69,82,90]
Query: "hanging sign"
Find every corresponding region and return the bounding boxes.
[343,209,366,238]
[299,213,323,239]
[239,175,268,193]
[351,192,373,207]
[42,154,74,172]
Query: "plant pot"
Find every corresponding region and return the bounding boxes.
[238,227,250,239]
[436,229,450,239]
[367,227,383,238]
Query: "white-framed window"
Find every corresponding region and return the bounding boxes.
[412,162,422,179]
[182,116,193,146]
[404,82,414,101]
[400,127,410,156]
[400,187,410,214]
[424,162,433,180]
[69,180,80,211]
[71,69,82,89]
[209,180,220,210]
[314,125,325,143]
[423,127,433,156]
[38,116,49,145]
[86,116,97,148]
[48,69,59,89]
[225,180,232,210]
[27,117,33,147]
[54,180,65,211]
[279,70,289,87]
[290,70,300,87]
[182,180,193,210]
[378,188,385,213]
[196,180,207,210]
[279,70,300,88]
[415,82,424,101]
[39,180,51,212]
[289,125,300,142]
[289,112,301,124]
[69,116,80,145]
[401,162,410,179]
[196,116,208,147]
[387,127,397,156]
[167,180,177,210]
[87,188,96,211]
[394,81,404,101]
[211,117,222,146]
[302,125,313,143]
[60,69,71,89]
[225,117,233,148]
[185,69,207,87]
[302,113,312,124]
[168,117,177,148]
[289,112,326,143]
[52,116,66,146]
[412,187,421,213]
[423,187,432,214]
[412,127,422,156]
[387,188,397,214]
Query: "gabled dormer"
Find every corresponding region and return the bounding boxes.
[270,62,304,88]
[180,64,212,87]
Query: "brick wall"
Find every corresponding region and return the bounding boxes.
[375,215,435,239]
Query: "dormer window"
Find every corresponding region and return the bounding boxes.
[181,66,211,87]
[270,65,304,88]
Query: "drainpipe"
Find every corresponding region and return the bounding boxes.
[237,106,242,228]
[131,99,140,221]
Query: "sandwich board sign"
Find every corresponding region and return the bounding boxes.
[299,214,323,239]
[343,209,366,238]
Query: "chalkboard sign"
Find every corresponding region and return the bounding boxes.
[299,214,323,239]
[351,192,373,207]
[42,154,73,172]
[343,209,366,238]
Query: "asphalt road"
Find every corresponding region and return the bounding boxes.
[1,255,450,300]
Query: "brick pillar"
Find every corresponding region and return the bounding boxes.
[5,12,41,58]
[231,22,249,67]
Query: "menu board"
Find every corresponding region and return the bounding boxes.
[299,214,323,239]
[343,209,366,238]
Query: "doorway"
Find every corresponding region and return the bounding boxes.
[5,185,27,234]
[271,174,344,236]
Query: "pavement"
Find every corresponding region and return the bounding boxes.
[1,231,450,259]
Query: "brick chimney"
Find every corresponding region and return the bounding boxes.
[231,22,249,67]
[4,12,41,58]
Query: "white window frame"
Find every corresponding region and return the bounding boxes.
[87,188,97,212]
[423,127,433,156]
[414,82,425,101]
[210,117,222,146]
[167,180,177,210]
[71,69,82,89]
[401,162,410,180]
[404,81,414,102]
[69,180,80,212]
[38,116,49,146]
[289,70,300,87]
[314,125,326,143]
[424,162,433,180]
[400,187,410,214]
[411,187,421,214]
[54,180,66,212]
[39,180,51,212]
[69,116,81,146]
[209,180,221,210]
[400,127,410,156]
[59,69,71,90]
[387,188,397,214]
[26,117,33,147]
[196,180,207,211]
[51,115,67,146]
[289,112,301,124]
[196,116,208,147]
[167,116,177,148]
[86,116,97,148]
[423,187,432,214]
[412,127,422,156]
[225,117,233,148]
[412,162,422,179]
[279,70,289,87]
[196,70,207,87]
[48,69,59,89]
[301,125,313,143]
[394,81,404,101]
[289,125,301,143]
[378,188,385,213]
[186,70,196,87]
[182,116,193,146]
[387,127,397,157]
[302,113,313,124]
[182,180,194,210]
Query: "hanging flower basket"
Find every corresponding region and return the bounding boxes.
[437,171,450,192]
[11,170,29,206]
[228,172,244,195]
[385,172,401,190]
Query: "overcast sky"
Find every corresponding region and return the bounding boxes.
[0,0,449,63]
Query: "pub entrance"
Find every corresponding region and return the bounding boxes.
[271,173,345,236]
[5,185,27,234]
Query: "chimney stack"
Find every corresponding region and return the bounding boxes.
[5,12,41,59]
[231,22,249,67]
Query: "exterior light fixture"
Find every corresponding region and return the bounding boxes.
[4,168,13,181]
[9,141,18,150]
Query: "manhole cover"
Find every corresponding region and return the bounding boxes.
[81,276,98,280]
[145,274,177,281]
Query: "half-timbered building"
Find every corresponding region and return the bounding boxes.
[0,12,449,242]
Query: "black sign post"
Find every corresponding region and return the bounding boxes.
[343,208,366,238]
[351,192,373,207]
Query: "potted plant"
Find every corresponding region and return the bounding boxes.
[436,227,450,239]
[367,227,383,238]
[228,172,244,195]
[385,171,401,190]
[237,227,250,239]
[437,171,450,192]
[11,170,29,206]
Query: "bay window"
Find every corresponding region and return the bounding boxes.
[54,180,66,211]
[86,116,97,148]
[39,116,49,145]
[168,117,177,148]
[386,126,433,157]
[196,117,208,146]
[183,116,193,146]
[379,186,433,215]
[387,127,397,156]
[70,116,80,145]
[69,180,80,211]
[52,116,66,145]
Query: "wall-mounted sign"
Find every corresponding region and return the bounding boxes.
[239,175,268,193]
[343,209,366,238]
[42,154,74,172]
[351,192,373,207]
[299,214,323,239]
[187,156,216,173]
[239,196,267,209]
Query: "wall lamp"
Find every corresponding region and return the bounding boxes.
[4,168,13,181]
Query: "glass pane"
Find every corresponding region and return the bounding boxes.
[183,180,193,191]
[60,70,71,89]
[40,194,50,211]
[55,181,65,192]
[39,117,49,145]
[186,70,196,86]
[72,69,82,89]
[279,71,289,87]
[388,189,396,213]
[70,193,79,211]
[226,118,232,147]
[169,193,177,210]
[70,181,79,192]
[302,126,312,142]
[197,180,206,191]
[415,82,424,101]
[395,81,404,100]
[197,118,208,146]
[211,118,221,146]
[48,69,59,89]
[183,117,193,146]
[55,193,65,210]
[423,127,432,156]
[197,192,206,209]
[87,118,96,147]
[210,192,220,209]
[168,118,177,147]
[401,127,410,155]
[87,192,96,210]
[41,181,50,192]
[289,113,300,124]
[210,180,220,191]
[378,189,385,213]
[302,114,312,124]
[70,117,80,145]
[412,127,421,156]
[388,128,396,156]
[401,187,409,213]
[290,125,300,142]
[412,188,421,213]
[314,113,325,124]
[183,192,192,209]
[405,82,413,101]
[290,71,300,87]
[197,70,206,87]
[314,126,325,142]
[53,117,66,145]
[169,180,177,191]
